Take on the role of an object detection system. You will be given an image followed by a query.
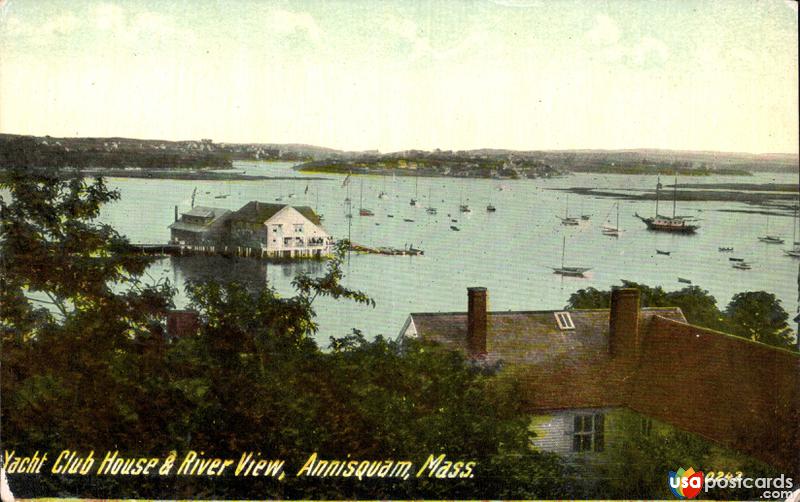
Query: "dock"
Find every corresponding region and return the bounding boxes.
[349,242,424,256]
[128,242,423,259]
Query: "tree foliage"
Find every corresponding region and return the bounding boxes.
[1,168,569,499]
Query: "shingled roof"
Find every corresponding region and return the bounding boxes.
[169,207,231,232]
[403,308,686,366]
[231,201,322,226]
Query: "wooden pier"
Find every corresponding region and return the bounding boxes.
[129,242,423,259]
[349,243,424,256]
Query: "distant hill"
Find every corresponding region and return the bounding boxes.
[0,133,796,173]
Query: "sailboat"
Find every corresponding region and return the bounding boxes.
[410,172,419,206]
[426,184,437,214]
[459,185,471,213]
[559,196,579,226]
[359,180,374,216]
[758,213,783,243]
[601,202,623,237]
[378,173,389,199]
[785,203,800,257]
[315,185,324,221]
[552,236,591,277]
[580,200,591,220]
[635,176,699,233]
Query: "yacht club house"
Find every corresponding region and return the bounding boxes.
[169,201,333,258]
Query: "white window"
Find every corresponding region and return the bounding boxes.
[554,311,575,330]
[573,413,604,452]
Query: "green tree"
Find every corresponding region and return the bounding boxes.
[2,166,570,499]
[724,292,794,349]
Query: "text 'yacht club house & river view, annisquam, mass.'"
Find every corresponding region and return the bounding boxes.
[0,1,798,500]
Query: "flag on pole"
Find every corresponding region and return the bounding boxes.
[304,184,309,194]
[341,174,351,187]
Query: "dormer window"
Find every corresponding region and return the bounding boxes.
[554,311,575,330]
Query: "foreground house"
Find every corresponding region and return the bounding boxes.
[398,287,800,475]
[228,201,333,258]
[168,206,232,245]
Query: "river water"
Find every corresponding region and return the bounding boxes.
[98,162,799,345]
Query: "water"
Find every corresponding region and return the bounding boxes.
[98,162,800,345]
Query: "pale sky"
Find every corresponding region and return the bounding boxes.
[0,0,797,153]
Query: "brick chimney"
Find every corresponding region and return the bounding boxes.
[609,288,640,359]
[467,287,488,357]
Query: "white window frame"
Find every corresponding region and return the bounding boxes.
[554,311,575,330]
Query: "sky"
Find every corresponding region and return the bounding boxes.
[0,0,797,154]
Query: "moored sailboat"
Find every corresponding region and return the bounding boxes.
[601,202,623,237]
[359,180,374,216]
[635,176,699,233]
[552,236,591,277]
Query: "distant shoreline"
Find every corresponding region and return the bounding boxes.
[0,167,331,182]
[551,185,798,213]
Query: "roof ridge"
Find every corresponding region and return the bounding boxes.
[410,307,682,317]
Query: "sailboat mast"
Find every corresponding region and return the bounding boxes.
[561,236,566,268]
[672,176,678,218]
[360,179,364,211]
[655,176,660,216]
[616,202,620,230]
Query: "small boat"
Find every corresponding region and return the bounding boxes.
[580,214,591,221]
[451,219,458,223]
[601,202,623,237]
[729,257,744,262]
[678,277,692,284]
[732,261,752,270]
[718,247,734,252]
[784,248,800,258]
[403,218,415,223]
[287,193,295,199]
[214,194,229,199]
[426,185,437,214]
[560,196,580,226]
[375,223,381,226]
[656,249,671,256]
[359,180,374,216]
[275,196,284,201]
[410,198,418,207]
[450,225,460,231]
[552,236,591,277]
[378,191,389,199]
[487,204,496,212]
[459,204,471,213]
[387,214,394,218]
[759,235,784,244]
